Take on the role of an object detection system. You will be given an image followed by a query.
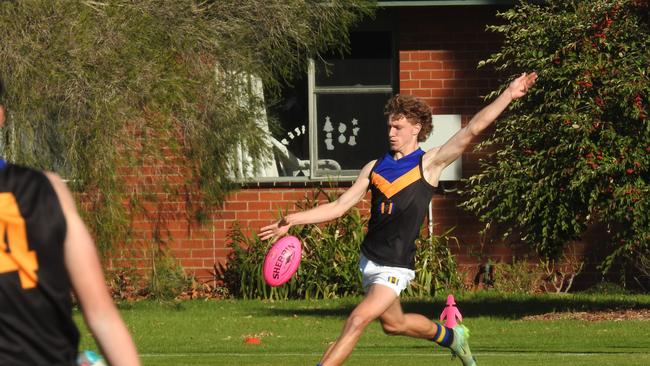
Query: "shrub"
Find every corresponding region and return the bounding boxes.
[539,251,585,293]
[146,248,191,301]
[462,0,650,273]
[106,269,147,301]
[491,258,544,294]
[403,228,464,297]
[631,248,650,291]
[583,281,630,295]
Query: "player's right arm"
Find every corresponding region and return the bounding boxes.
[46,172,141,366]
[258,160,375,241]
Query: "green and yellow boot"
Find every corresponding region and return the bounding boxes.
[449,325,477,366]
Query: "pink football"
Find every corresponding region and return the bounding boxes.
[263,235,302,287]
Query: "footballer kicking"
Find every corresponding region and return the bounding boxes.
[260,72,537,366]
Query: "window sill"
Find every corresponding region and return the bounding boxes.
[236,177,356,189]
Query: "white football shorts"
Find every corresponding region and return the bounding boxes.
[359,254,415,296]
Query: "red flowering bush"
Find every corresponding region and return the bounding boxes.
[463,0,649,272]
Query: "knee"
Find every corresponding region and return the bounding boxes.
[346,313,372,334]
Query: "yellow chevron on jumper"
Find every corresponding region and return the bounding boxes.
[371,166,421,199]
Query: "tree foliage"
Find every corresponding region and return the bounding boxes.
[462,0,649,271]
[0,0,374,254]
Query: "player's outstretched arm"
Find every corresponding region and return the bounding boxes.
[46,172,141,366]
[258,160,375,241]
[423,72,537,182]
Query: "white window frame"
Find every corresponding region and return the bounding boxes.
[308,58,394,180]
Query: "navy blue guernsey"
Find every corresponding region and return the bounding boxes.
[360,149,435,269]
[0,162,79,366]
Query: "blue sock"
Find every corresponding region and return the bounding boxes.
[431,323,454,347]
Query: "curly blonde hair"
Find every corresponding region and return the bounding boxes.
[384,94,432,142]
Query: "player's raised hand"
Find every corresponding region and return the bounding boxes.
[259,217,290,241]
[508,72,538,100]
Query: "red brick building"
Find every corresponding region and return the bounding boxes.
[112,0,604,287]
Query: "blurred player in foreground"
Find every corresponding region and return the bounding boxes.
[0,103,140,366]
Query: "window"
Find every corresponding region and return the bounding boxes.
[257,31,396,181]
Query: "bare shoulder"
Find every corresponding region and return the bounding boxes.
[361,159,377,174]
[349,159,377,191]
[356,159,378,182]
[43,171,76,213]
[43,171,66,195]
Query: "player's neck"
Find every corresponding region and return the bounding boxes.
[391,143,419,160]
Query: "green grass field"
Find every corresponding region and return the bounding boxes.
[75,293,650,366]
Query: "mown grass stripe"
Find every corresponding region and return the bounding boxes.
[139,351,646,358]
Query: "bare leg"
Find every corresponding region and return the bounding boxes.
[378,299,438,339]
[319,285,397,366]
[320,341,336,363]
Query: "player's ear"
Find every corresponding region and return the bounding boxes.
[412,122,422,137]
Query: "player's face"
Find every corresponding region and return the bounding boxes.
[387,114,420,152]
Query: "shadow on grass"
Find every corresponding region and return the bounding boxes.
[403,295,650,319]
[263,293,650,320]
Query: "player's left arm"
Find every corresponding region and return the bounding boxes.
[45,172,141,366]
[422,72,537,183]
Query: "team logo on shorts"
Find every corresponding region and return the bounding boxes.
[387,276,399,286]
